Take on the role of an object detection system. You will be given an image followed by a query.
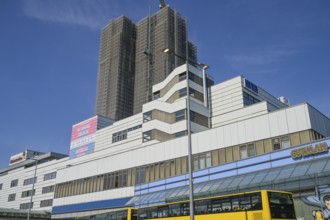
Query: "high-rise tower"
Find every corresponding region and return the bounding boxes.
[133,6,197,114]
[95,6,197,120]
[95,16,136,120]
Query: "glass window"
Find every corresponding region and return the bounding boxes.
[20,202,33,210]
[179,72,186,81]
[153,91,160,100]
[143,131,152,142]
[21,189,35,198]
[40,199,53,207]
[143,111,152,122]
[272,138,281,151]
[175,110,186,122]
[10,179,18,187]
[268,192,296,219]
[179,88,187,97]
[206,152,212,168]
[175,131,186,138]
[0,183,2,190]
[281,136,290,148]
[42,185,55,194]
[8,193,16,202]
[44,172,57,181]
[248,144,256,157]
[240,145,247,159]
[23,177,37,186]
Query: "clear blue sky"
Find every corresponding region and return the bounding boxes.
[0,0,330,168]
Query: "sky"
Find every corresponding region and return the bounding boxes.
[0,0,330,169]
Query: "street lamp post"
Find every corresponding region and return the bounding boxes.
[163,48,209,220]
[27,158,38,220]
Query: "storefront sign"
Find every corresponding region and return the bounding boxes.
[291,142,328,159]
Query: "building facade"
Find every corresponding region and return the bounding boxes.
[95,6,197,121]
[1,64,329,220]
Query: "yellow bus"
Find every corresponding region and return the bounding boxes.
[137,190,296,220]
[71,208,138,220]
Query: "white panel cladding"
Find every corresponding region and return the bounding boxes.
[53,187,135,207]
[0,157,69,211]
[212,101,269,128]
[143,120,186,134]
[191,103,312,154]
[308,105,330,136]
[143,98,186,113]
[160,80,186,102]
[153,64,187,92]
[211,76,245,118]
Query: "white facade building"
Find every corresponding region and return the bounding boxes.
[0,64,329,219]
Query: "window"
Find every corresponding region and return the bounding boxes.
[40,199,53,207]
[143,111,152,122]
[112,125,141,143]
[0,183,2,190]
[143,131,152,142]
[8,193,16,202]
[179,88,187,97]
[10,179,18,187]
[20,202,33,210]
[42,185,55,194]
[153,91,160,100]
[189,88,204,102]
[44,172,57,181]
[272,136,290,150]
[23,177,37,186]
[281,136,290,148]
[175,110,186,122]
[179,72,186,81]
[175,131,186,138]
[136,167,145,185]
[193,152,212,171]
[240,144,256,159]
[243,92,260,106]
[21,189,35,198]
[245,79,258,93]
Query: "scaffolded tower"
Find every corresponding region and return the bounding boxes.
[95,6,197,120]
[133,6,197,114]
[95,16,136,121]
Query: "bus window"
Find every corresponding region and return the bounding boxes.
[169,204,180,217]
[268,192,296,219]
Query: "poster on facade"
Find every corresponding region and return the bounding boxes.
[69,116,97,159]
[295,185,330,220]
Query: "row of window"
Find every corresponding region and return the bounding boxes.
[19,199,53,209]
[54,131,318,199]
[8,171,57,189]
[112,125,142,143]
[243,91,260,106]
[138,192,262,219]
[8,185,54,202]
